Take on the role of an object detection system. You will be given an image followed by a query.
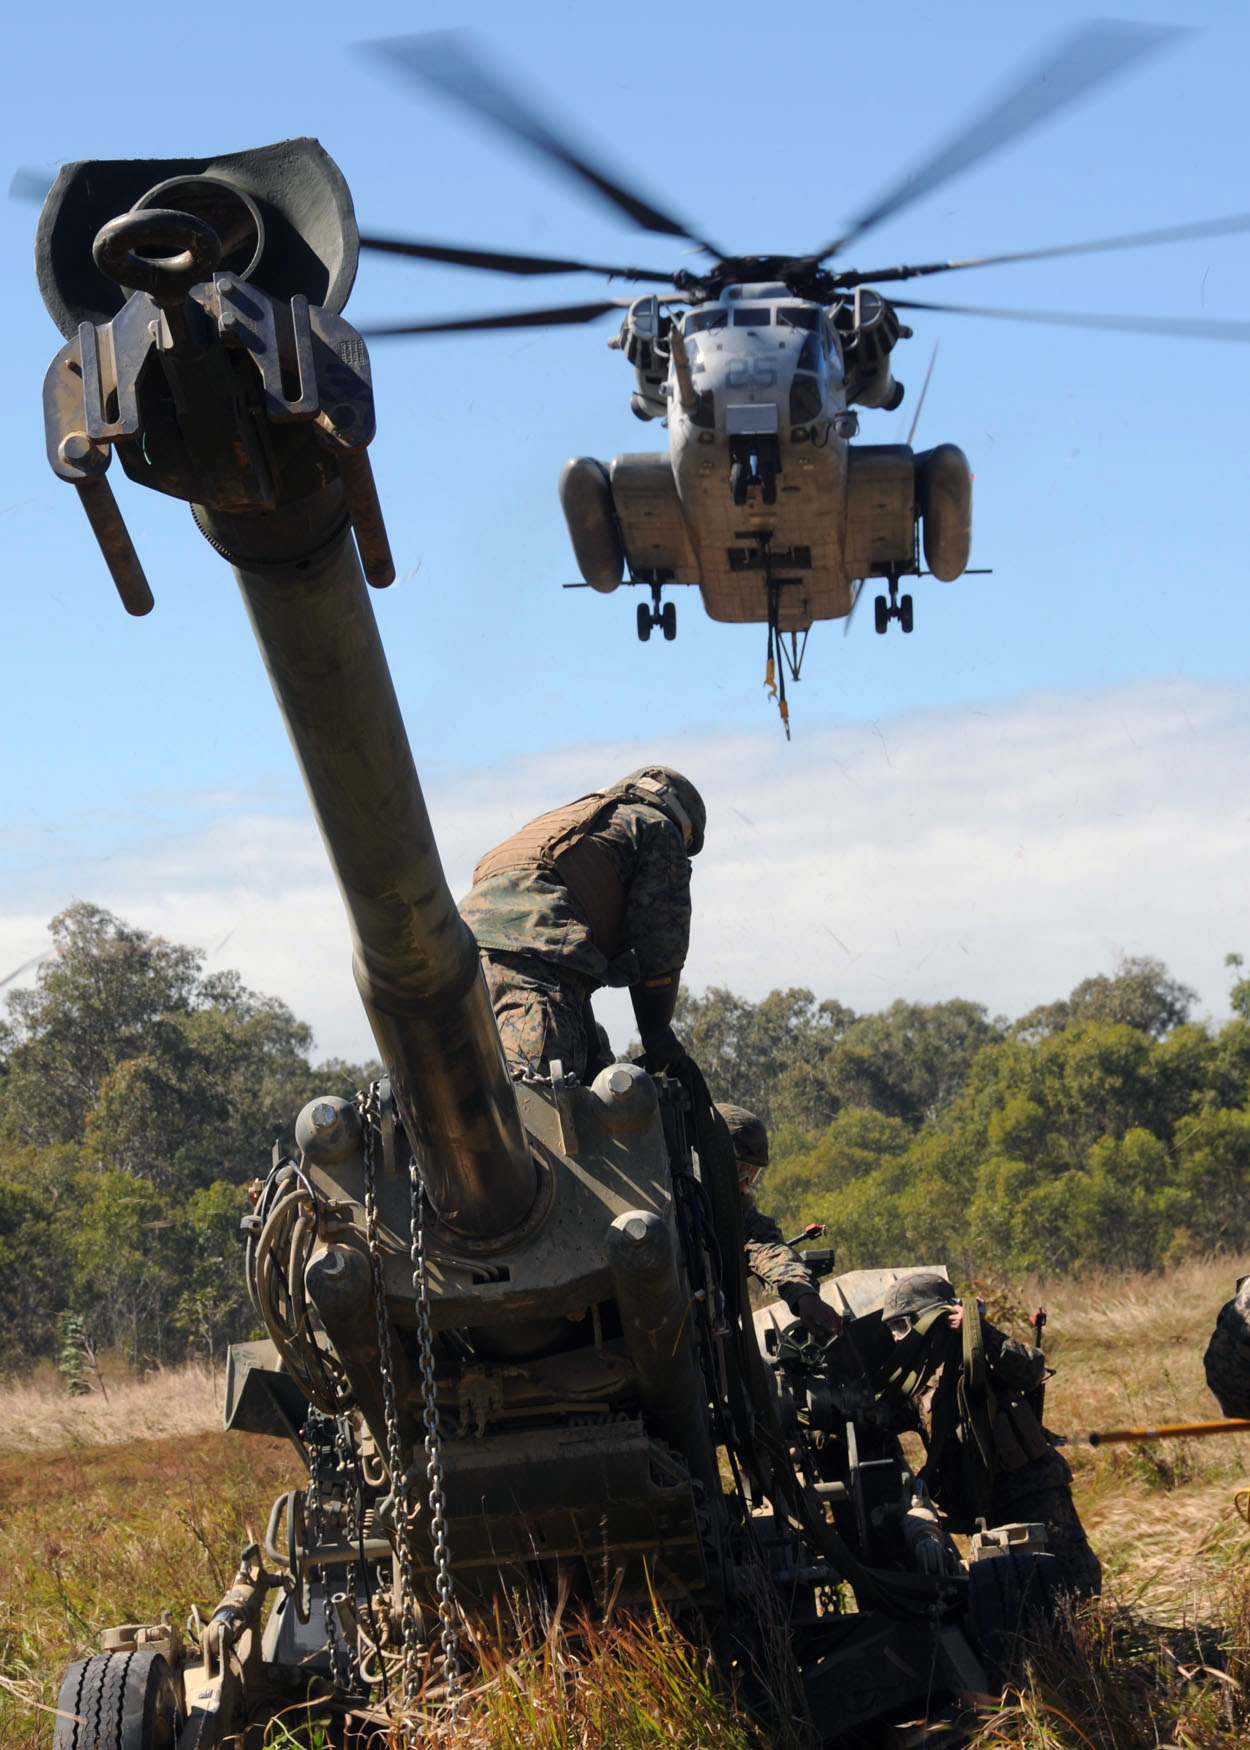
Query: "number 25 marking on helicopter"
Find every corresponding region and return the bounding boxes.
[359,24,1250,734]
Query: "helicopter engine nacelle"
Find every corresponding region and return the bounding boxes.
[840,288,908,412]
[559,456,625,591]
[915,444,972,581]
[616,296,670,421]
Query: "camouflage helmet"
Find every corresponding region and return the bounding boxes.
[614,766,706,856]
[716,1103,769,1170]
[880,1271,957,1329]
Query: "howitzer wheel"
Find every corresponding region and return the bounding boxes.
[53,1651,182,1749]
[1204,1279,1250,1418]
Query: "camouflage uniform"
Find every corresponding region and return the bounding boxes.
[742,1196,822,1314]
[881,1274,1101,1597]
[460,768,703,1081]
[1203,1273,1250,1417]
[717,1103,821,1316]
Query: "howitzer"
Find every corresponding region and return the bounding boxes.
[39,145,1065,1750]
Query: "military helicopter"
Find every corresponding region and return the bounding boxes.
[353,23,1250,729]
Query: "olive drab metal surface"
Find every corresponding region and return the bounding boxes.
[41,139,1090,1750]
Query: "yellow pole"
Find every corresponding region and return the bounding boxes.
[1078,1418,1250,1447]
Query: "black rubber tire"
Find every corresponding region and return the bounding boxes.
[661,601,677,642]
[730,461,749,506]
[636,603,652,643]
[873,595,889,635]
[967,1549,1061,1690]
[761,466,778,506]
[1204,1281,1250,1417]
[899,593,914,634]
[53,1650,182,1750]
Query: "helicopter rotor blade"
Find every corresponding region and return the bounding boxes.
[358,232,677,283]
[890,295,1250,344]
[366,32,724,258]
[812,19,1185,262]
[843,579,865,637]
[360,298,632,338]
[9,166,55,204]
[834,211,1250,289]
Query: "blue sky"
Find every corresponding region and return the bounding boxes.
[3,0,1249,1059]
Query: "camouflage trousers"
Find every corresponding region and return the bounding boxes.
[480,952,611,1083]
[991,1445,1103,1599]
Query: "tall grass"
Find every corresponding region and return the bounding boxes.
[4,1260,1250,1746]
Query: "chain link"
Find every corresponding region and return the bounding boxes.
[410,1159,461,1715]
[306,1423,355,1693]
[358,1084,423,1720]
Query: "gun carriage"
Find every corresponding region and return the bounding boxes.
[38,142,1057,1749]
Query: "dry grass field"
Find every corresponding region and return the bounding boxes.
[3,1256,1250,1747]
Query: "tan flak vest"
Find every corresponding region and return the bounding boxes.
[472,792,626,958]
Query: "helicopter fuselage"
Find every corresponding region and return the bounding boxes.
[560,282,970,641]
[668,284,855,628]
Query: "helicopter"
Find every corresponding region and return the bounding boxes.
[351,22,1250,730]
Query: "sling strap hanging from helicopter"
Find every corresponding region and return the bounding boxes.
[762,565,809,742]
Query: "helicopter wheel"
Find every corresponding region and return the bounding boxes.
[730,462,749,507]
[899,594,914,634]
[873,595,889,636]
[760,466,777,506]
[636,603,652,642]
[661,601,677,642]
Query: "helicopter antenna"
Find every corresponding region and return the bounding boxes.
[905,344,939,448]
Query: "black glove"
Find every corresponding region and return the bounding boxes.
[637,1024,687,1074]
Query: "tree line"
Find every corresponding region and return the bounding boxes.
[679,956,1250,1279]
[1,902,1247,1376]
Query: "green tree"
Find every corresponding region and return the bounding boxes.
[1014,954,1196,1042]
[0,902,202,1146]
[821,998,1005,1128]
[674,987,853,1129]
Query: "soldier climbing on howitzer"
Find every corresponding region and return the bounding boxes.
[877,1273,1102,1597]
[718,1103,842,1338]
[459,766,704,1081]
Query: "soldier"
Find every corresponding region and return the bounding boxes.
[459,766,704,1082]
[1203,1273,1250,1418]
[717,1103,842,1338]
[880,1272,1101,1597]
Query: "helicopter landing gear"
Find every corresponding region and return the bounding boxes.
[636,581,677,642]
[874,573,915,635]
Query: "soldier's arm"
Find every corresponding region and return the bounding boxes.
[743,1201,841,1336]
[983,1322,1046,1392]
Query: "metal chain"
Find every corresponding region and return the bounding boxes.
[306,1426,354,1693]
[409,1160,461,1715]
[358,1084,423,1721]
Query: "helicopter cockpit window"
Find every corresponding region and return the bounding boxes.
[684,309,728,334]
[777,305,819,330]
[731,307,771,326]
[797,332,823,373]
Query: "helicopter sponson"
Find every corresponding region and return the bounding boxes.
[561,285,971,634]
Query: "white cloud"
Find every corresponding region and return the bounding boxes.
[2,676,1247,1060]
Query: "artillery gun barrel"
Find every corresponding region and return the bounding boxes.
[194,490,536,1238]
